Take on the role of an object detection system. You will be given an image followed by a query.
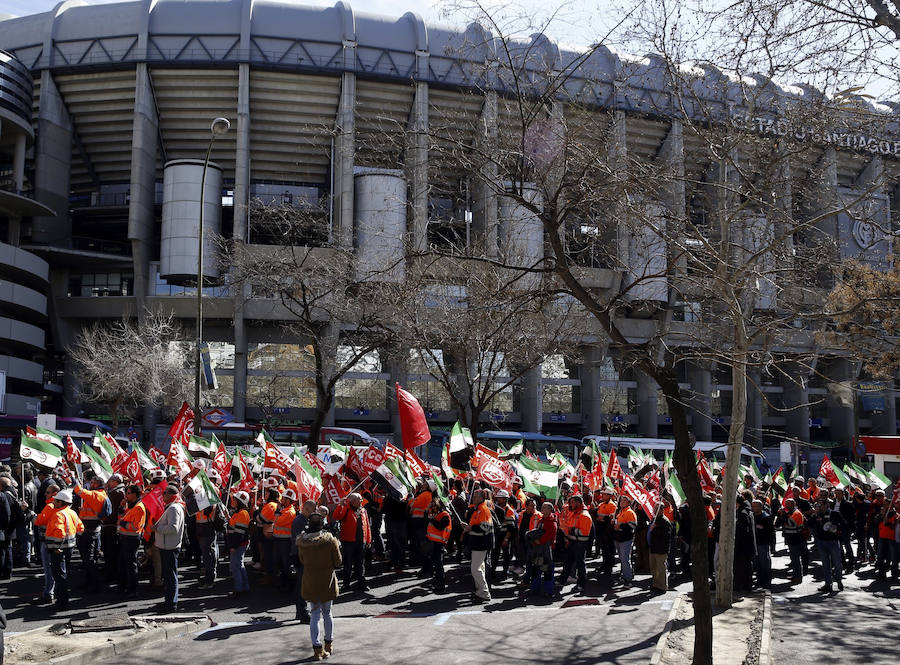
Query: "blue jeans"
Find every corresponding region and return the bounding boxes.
[819,539,842,585]
[230,543,249,592]
[309,600,333,647]
[617,540,634,581]
[40,541,55,596]
[16,521,32,563]
[49,548,72,605]
[159,547,179,606]
[756,543,772,588]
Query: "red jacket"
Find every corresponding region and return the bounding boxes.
[536,513,557,546]
[332,503,372,544]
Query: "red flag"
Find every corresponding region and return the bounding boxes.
[149,447,167,467]
[65,434,84,466]
[263,441,291,475]
[404,448,429,478]
[141,482,167,525]
[473,445,512,492]
[606,450,622,480]
[819,454,843,488]
[322,474,350,505]
[345,447,367,480]
[234,452,256,493]
[781,485,794,510]
[621,474,657,519]
[383,441,403,460]
[696,452,716,491]
[475,442,499,459]
[360,444,386,474]
[304,451,325,474]
[122,450,144,488]
[395,383,430,450]
[524,449,537,460]
[213,441,230,479]
[293,457,322,503]
[166,437,192,478]
[166,401,194,448]
[103,432,126,460]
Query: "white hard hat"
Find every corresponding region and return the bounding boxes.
[283,488,297,502]
[512,477,523,485]
[55,489,74,504]
[233,490,250,507]
[150,469,166,482]
[208,470,221,483]
[263,477,279,489]
[192,460,204,470]
[495,489,510,499]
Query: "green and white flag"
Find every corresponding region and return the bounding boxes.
[187,434,216,458]
[504,439,524,456]
[448,421,474,454]
[844,462,870,485]
[751,459,764,482]
[31,426,64,450]
[81,443,113,482]
[514,456,559,500]
[868,467,891,490]
[666,470,687,507]
[133,444,161,471]
[771,468,788,496]
[184,469,222,515]
[19,431,63,469]
[255,429,276,447]
[372,457,411,501]
[93,427,118,463]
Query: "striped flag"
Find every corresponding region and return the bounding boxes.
[133,444,161,471]
[27,426,64,450]
[19,431,63,469]
[448,421,473,454]
[81,443,113,482]
[184,469,221,515]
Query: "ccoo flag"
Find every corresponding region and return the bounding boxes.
[395,383,430,450]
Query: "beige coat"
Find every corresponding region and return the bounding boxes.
[297,530,342,603]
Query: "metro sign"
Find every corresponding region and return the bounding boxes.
[202,408,233,427]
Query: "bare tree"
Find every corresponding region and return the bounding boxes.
[225,199,401,452]
[68,309,191,433]
[394,255,581,439]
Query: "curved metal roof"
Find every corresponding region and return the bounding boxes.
[2,0,889,121]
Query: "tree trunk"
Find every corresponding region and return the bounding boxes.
[660,372,713,665]
[308,389,333,456]
[716,343,748,609]
[111,396,121,435]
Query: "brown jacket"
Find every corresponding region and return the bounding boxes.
[297,530,342,603]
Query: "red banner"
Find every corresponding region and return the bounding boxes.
[263,441,291,475]
[149,447,168,467]
[322,474,351,505]
[404,448,429,478]
[621,473,657,519]
[304,451,325,473]
[122,450,144,488]
[474,446,512,492]
[606,450,622,480]
[293,457,322,503]
[383,442,403,461]
[396,383,430,450]
[213,442,230,479]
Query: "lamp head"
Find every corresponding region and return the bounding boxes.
[210,117,230,136]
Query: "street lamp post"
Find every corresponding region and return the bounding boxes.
[195,117,231,434]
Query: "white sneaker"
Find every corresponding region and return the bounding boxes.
[251,562,262,570]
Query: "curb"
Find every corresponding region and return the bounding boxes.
[649,593,684,665]
[9,615,211,665]
[758,591,773,665]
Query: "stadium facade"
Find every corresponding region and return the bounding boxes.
[0,0,896,452]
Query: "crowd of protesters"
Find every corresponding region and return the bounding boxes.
[1,446,898,661]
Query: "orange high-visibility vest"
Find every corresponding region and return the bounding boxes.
[118,502,148,537]
[228,509,251,535]
[75,487,108,523]
[568,510,593,542]
[273,505,296,538]
[426,510,452,544]
[44,507,84,548]
[411,490,432,519]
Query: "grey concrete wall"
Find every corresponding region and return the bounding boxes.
[32,72,72,245]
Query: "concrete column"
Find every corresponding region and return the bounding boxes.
[472,91,498,258]
[609,110,628,271]
[636,369,659,438]
[320,323,339,427]
[745,369,763,448]
[688,361,713,440]
[813,147,839,242]
[827,358,857,446]
[782,364,810,443]
[520,364,543,433]
[127,63,158,310]
[384,346,408,445]
[13,133,25,194]
[406,81,428,254]
[658,120,685,226]
[332,69,356,249]
[580,346,605,434]
[231,63,251,423]
[33,71,72,245]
